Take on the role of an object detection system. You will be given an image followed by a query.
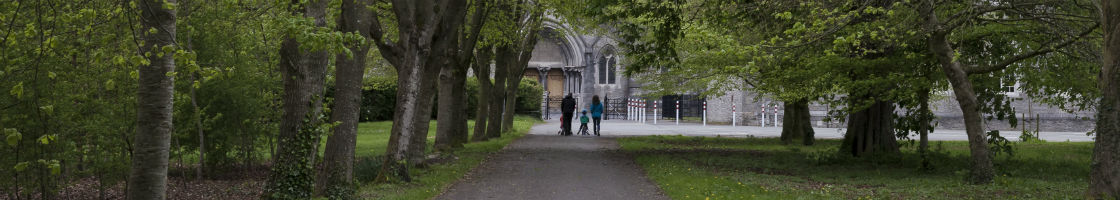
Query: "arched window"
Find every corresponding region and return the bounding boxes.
[598,56,607,84]
[608,57,617,84]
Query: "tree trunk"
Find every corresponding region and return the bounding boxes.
[471,48,494,142]
[190,72,205,181]
[435,61,470,150]
[919,1,994,184]
[500,56,523,133]
[840,100,899,157]
[262,0,330,198]
[1090,1,1120,197]
[485,46,510,139]
[780,99,815,145]
[369,0,468,182]
[318,0,372,197]
[502,75,520,133]
[127,0,176,199]
[918,88,932,169]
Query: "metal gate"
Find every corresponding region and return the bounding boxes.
[605,97,627,120]
[661,95,705,119]
[544,97,564,120]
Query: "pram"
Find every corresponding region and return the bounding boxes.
[557,117,566,135]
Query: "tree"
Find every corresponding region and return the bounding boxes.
[471,46,496,142]
[128,0,177,199]
[436,0,492,151]
[780,99,815,145]
[499,9,542,133]
[1090,0,1120,197]
[368,0,471,181]
[319,0,372,197]
[262,0,332,198]
[481,0,541,140]
[916,0,1098,184]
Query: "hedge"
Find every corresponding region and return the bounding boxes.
[355,78,543,122]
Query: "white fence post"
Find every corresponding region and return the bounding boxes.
[628,99,633,121]
[675,100,680,125]
[731,95,736,127]
[654,101,658,124]
[761,105,767,127]
[641,101,647,124]
[773,104,779,127]
[702,101,707,126]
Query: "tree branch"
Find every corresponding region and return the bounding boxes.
[966,22,1100,75]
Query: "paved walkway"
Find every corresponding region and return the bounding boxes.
[437,118,1093,199]
[436,122,668,200]
[582,119,1095,142]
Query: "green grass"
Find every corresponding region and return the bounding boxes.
[354,116,541,200]
[618,135,1094,199]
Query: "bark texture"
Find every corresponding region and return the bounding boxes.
[318,0,372,197]
[500,26,540,132]
[1091,1,1120,197]
[484,46,509,139]
[918,1,993,184]
[918,88,932,169]
[128,0,176,199]
[780,99,815,145]
[263,0,330,198]
[436,0,490,150]
[840,100,899,157]
[471,47,495,142]
[370,0,469,181]
[435,61,470,150]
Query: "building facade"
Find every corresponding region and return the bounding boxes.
[523,18,1095,132]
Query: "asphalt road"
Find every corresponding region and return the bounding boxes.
[435,122,668,200]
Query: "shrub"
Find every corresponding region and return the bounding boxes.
[359,77,544,122]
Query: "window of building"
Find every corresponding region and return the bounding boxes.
[598,56,607,84]
[608,57,616,84]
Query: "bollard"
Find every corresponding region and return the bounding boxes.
[703,101,707,126]
[675,100,680,125]
[628,99,633,121]
[761,105,767,127]
[654,101,659,124]
[731,95,736,127]
[641,101,647,124]
[773,104,779,127]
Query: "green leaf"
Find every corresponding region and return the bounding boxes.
[13,162,28,172]
[40,105,53,115]
[5,128,20,146]
[49,160,60,175]
[10,82,23,98]
[48,71,57,79]
[38,134,55,145]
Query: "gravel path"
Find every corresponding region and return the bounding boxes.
[435,122,668,200]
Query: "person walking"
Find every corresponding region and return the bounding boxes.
[561,93,576,136]
[590,95,604,136]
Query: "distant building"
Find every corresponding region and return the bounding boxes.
[520,17,1094,132]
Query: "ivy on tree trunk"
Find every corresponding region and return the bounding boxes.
[1090,0,1120,197]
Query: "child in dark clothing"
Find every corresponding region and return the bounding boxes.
[579,110,591,135]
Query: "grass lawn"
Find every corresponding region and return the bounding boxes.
[619,135,1093,199]
[353,115,540,200]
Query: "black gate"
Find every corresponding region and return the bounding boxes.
[661,95,705,119]
[605,97,627,120]
[544,97,564,120]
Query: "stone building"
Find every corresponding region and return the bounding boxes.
[522,18,1095,132]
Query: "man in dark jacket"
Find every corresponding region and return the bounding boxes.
[561,93,576,136]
